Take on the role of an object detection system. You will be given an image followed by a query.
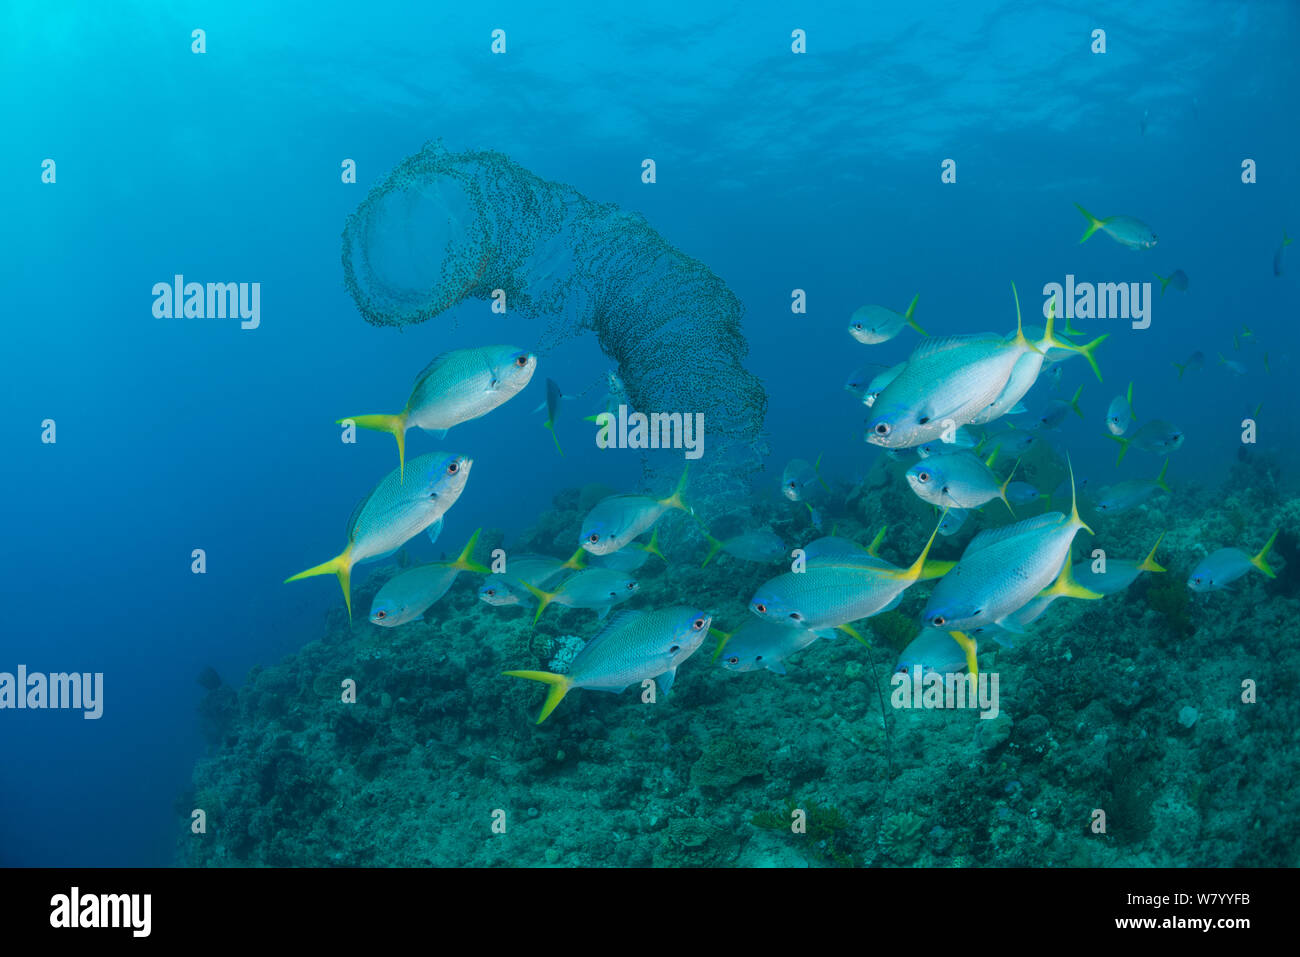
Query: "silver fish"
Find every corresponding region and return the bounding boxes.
[504,607,712,722]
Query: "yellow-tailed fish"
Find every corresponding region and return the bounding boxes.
[524,567,641,624]
[1188,530,1278,593]
[341,345,536,478]
[749,517,946,630]
[848,294,926,344]
[1073,533,1165,595]
[369,529,490,626]
[579,467,691,555]
[1094,459,1171,514]
[701,527,786,567]
[921,460,1098,634]
[905,449,1017,514]
[285,452,472,619]
[504,607,712,723]
[868,286,1101,449]
[713,619,833,675]
[1074,203,1158,250]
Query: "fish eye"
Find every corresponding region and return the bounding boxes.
[754,603,767,614]
[484,589,495,597]
[515,354,529,366]
[727,656,739,665]
[627,582,638,590]
[375,610,386,619]
[853,323,862,330]
[931,615,945,626]
[918,471,930,483]
[874,423,890,435]
[588,533,600,543]
[446,462,459,474]
[692,618,706,630]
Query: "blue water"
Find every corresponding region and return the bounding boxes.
[2,0,1296,866]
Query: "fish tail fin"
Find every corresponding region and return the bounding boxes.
[1009,282,1041,354]
[920,559,957,580]
[903,294,927,336]
[1068,385,1084,419]
[1251,529,1279,579]
[813,452,832,492]
[898,513,944,583]
[1154,273,1170,295]
[285,547,354,621]
[1047,326,1107,382]
[1126,381,1135,418]
[709,627,734,661]
[543,419,564,456]
[1075,203,1104,243]
[701,531,724,568]
[1105,433,1131,464]
[637,526,666,563]
[984,444,1000,469]
[561,547,588,572]
[836,623,870,648]
[1172,359,1187,380]
[1041,553,1104,601]
[1139,532,1167,574]
[948,631,979,678]
[867,524,888,557]
[659,464,692,515]
[502,670,574,724]
[998,458,1021,517]
[452,528,491,574]
[1283,230,1293,247]
[522,582,557,625]
[1066,454,1094,536]
[1154,458,1172,494]
[343,413,409,480]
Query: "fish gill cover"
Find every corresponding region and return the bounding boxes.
[340,141,768,478]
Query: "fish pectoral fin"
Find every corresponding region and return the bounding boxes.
[992,616,1028,635]
[656,667,679,696]
[766,660,788,676]
[429,428,448,439]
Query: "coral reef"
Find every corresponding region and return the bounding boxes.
[177,472,1300,867]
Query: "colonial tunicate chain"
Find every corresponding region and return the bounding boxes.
[341,142,767,476]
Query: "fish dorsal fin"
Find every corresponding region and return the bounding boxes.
[583,610,646,650]
[963,513,1065,556]
[413,350,455,386]
[909,334,998,361]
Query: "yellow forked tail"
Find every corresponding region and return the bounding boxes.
[341,412,409,479]
[709,626,734,661]
[451,529,491,574]
[903,294,926,336]
[658,464,693,515]
[522,581,558,625]
[1251,529,1279,579]
[285,546,355,620]
[503,670,574,724]
[1075,203,1105,243]
[1139,533,1166,574]
[948,631,979,678]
